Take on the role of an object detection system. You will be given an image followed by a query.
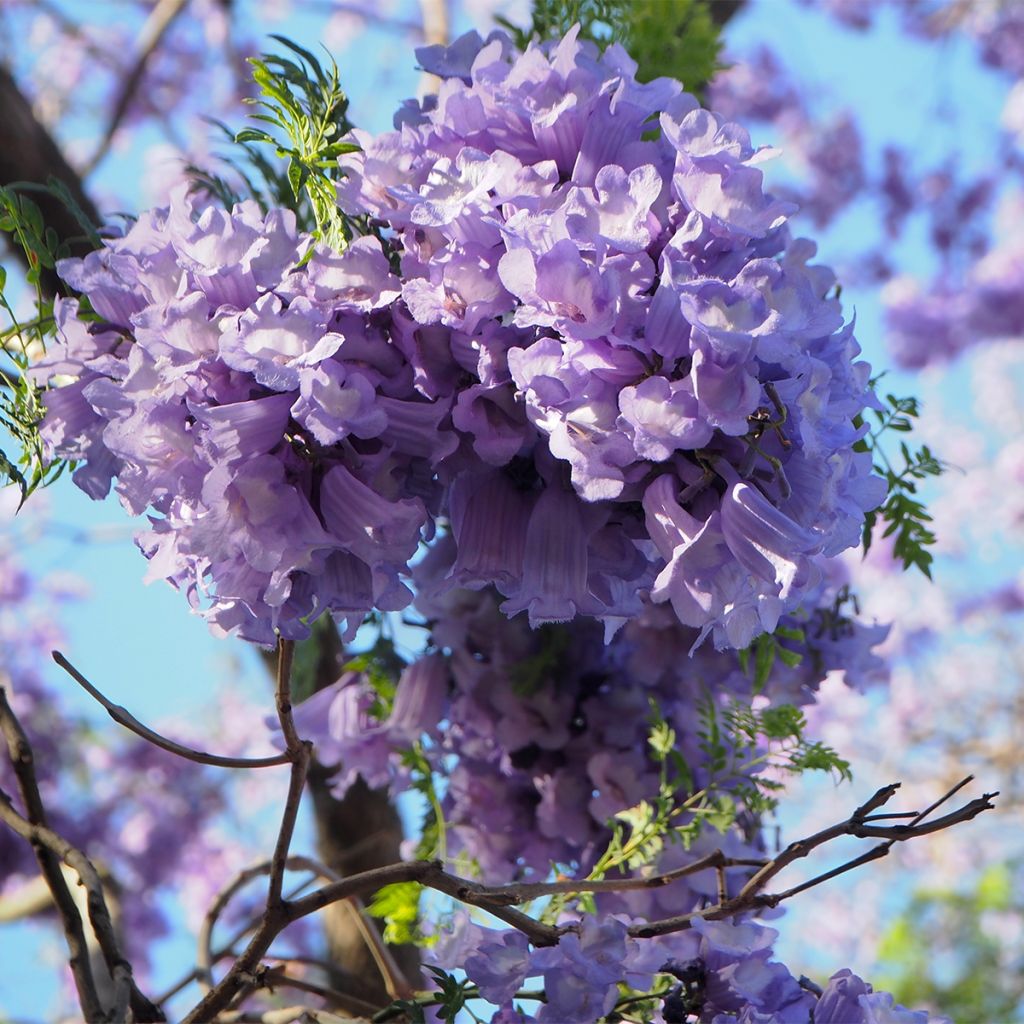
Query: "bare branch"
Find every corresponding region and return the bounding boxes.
[173,777,992,1018]
[267,640,309,909]
[53,651,290,769]
[0,688,165,1022]
[215,1007,362,1024]
[191,852,410,1014]
[472,849,768,904]
[183,640,313,1023]
[630,778,997,940]
[255,964,380,1018]
[82,0,191,176]
[0,688,105,1021]
[160,875,317,1007]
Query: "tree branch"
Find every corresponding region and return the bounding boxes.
[82,0,191,176]
[183,640,312,1023]
[272,616,423,1005]
[0,64,101,296]
[194,852,408,1004]
[267,641,309,909]
[0,688,164,1022]
[53,651,291,769]
[630,778,997,939]
[0,687,105,1022]
[173,776,994,1019]
[161,875,316,1006]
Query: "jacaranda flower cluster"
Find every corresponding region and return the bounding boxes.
[36,26,884,650]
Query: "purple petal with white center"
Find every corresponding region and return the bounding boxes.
[219,294,342,392]
[618,375,713,460]
[291,362,386,446]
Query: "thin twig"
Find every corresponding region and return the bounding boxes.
[193,853,410,1006]
[214,1007,357,1024]
[83,0,191,175]
[630,779,997,940]
[0,688,104,1022]
[196,861,281,995]
[274,639,301,753]
[0,689,165,1022]
[159,876,316,1006]
[268,640,308,910]
[288,855,411,1001]
[53,652,290,769]
[904,773,974,830]
[183,779,995,1018]
[258,965,380,1018]
[183,641,311,1023]
[483,850,768,903]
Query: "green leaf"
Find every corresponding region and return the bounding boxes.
[759,704,805,740]
[44,175,101,248]
[422,966,475,1024]
[287,158,306,201]
[366,881,423,945]
[858,384,943,577]
[234,128,275,145]
[0,449,28,504]
[702,793,737,834]
[199,37,359,250]
[522,0,725,98]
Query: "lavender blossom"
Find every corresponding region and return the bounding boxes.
[38,24,883,651]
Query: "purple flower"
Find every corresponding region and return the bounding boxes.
[499,482,592,627]
[38,22,885,654]
[387,653,449,743]
[219,294,342,392]
[285,673,394,794]
[529,918,628,1023]
[464,929,532,1006]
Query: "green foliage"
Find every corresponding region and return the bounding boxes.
[187,119,309,225]
[500,0,724,97]
[421,967,476,1024]
[403,739,449,869]
[288,616,348,702]
[737,625,806,693]
[0,182,101,502]
[374,992,428,1024]
[343,632,407,718]
[616,0,723,94]
[857,389,944,578]
[602,976,674,1023]
[583,696,852,894]
[874,863,1024,1023]
[716,700,852,784]
[196,36,360,252]
[364,745,444,950]
[366,880,425,946]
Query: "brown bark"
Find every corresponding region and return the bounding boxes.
[0,64,101,297]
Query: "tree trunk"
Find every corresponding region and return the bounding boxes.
[0,65,101,296]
